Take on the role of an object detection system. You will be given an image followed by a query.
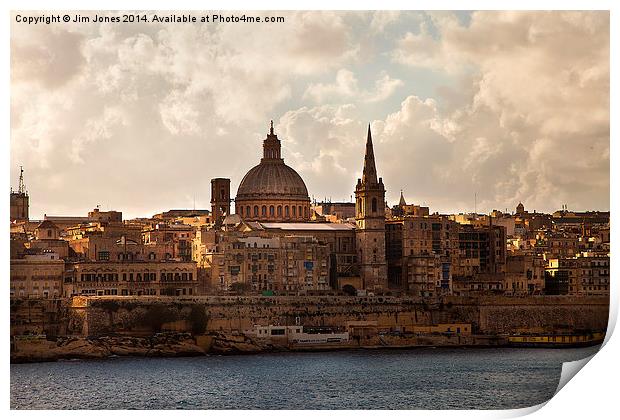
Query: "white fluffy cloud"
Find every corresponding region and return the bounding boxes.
[10,11,609,218]
[303,69,403,103]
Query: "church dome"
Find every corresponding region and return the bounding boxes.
[237,161,308,200]
[235,121,311,222]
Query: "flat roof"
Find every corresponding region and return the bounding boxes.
[260,222,355,231]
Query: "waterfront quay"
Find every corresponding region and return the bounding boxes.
[10,294,608,362]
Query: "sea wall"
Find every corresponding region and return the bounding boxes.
[64,295,609,337]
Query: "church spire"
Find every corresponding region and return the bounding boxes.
[362,124,378,185]
[399,190,406,206]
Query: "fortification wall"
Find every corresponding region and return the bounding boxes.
[64,295,609,337]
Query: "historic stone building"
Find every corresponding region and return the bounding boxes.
[10,166,29,223]
[211,178,231,226]
[235,121,311,222]
[354,126,388,292]
[64,260,198,297]
[204,234,330,294]
[10,255,64,298]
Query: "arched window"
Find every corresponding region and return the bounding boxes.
[285,206,289,217]
[298,206,302,217]
[246,206,251,217]
[254,206,259,217]
[239,206,243,216]
[262,205,267,216]
[277,206,282,216]
[372,197,377,213]
[304,207,308,219]
[269,206,274,217]
[292,206,296,217]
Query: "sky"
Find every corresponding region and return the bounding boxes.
[10,11,610,220]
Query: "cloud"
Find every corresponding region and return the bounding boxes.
[303,69,359,102]
[10,11,609,219]
[303,69,403,104]
[388,11,609,212]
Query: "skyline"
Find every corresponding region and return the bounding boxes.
[10,11,610,220]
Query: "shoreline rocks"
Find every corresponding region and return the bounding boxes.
[10,332,601,364]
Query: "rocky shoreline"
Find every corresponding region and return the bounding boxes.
[11,332,601,364]
[10,331,499,364]
[10,332,268,363]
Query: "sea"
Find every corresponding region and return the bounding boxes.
[10,346,599,410]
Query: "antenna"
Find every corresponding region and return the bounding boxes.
[18,166,25,194]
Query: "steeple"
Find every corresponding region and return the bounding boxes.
[354,123,388,292]
[362,124,378,185]
[399,190,406,206]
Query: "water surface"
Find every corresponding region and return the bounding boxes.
[10,346,599,410]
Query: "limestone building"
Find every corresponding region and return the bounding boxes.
[10,255,64,298]
[10,166,29,222]
[204,234,330,294]
[211,178,231,226]
[64,260,198,297]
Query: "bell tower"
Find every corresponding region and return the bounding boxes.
[355,125,387,292]
[210,178,231,226]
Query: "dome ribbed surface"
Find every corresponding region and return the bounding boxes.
[237,161,309,199]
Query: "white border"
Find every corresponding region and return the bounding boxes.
[2,1,617,419]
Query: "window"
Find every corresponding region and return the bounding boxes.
[298,206,302,217]
[254,206,259,217]
[304,207,308,218]
[270,206,274,217]
[98,251,110,261]
[285,206,289,217]
[292,206,296,217]
[372,198,377,213]
[277,206,282,216]
[262,205,267,216]
[246,206,250,216]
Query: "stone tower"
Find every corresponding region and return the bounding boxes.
[355,125,388,292]
[211,178,231,226]
[10,166,29,222]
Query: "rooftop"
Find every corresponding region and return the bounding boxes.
[260,222,355,231]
